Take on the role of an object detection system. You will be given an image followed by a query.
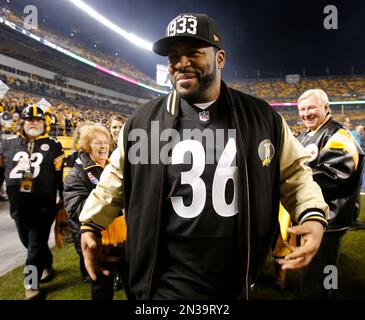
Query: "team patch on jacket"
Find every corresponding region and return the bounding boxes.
[258,139,275,166]
[87,172,99,185]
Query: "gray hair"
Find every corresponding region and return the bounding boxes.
[298,89,330,112]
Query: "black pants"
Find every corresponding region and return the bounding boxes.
[91,271,115,300]
[14,213,55,286]
[8,186,56,286]
[299,230,345,300]
[93,244,127,300]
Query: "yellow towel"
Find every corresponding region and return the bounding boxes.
[272,203,296,258]
[101,216,127,246]
[54,207,71,248]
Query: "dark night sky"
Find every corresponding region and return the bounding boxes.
[7,0,365,80]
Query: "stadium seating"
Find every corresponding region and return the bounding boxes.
[228,76,365,103]
[1,7,164,90]
[0,82,125,137]
[0,74,137,116]
[3,6,365,135]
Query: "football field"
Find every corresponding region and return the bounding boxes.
[0,197,364,300]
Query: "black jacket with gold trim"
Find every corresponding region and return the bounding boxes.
[298,115,364,230]
[64,151,104,233]
[80,82,329,299]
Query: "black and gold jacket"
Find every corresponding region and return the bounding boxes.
[80,82,329,299]
[298,114,364,230]
[63,151,104,233]
[0,132,64,217]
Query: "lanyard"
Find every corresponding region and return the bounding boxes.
[27,141,34,156]
[25,141,35,172]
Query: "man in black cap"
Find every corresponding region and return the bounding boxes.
[79,13,329,300]
[0,105,64,299]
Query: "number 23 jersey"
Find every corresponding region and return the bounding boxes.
[0,134,65,198]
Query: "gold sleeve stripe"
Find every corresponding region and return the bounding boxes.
[54,154,65,170]
[80,224,104,232]
[82,222,105,231]
[54,154,65,164]
[322,129,359,169]
[80,225,95,231]
[84,164,102,170]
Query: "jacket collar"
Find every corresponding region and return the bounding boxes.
[166,89,180,117]
[165,81,228,118]
[306,113,332,136]
[76,151,109,171]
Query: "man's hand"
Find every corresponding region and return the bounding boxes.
[278,220,324,270]
[81,232,110,281]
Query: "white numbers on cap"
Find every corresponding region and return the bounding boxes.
[168,17,198,36]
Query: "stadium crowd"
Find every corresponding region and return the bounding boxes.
[229,76,365,103]
[0,6,164,90]
[0,74,137,116]
[0,79,129,137]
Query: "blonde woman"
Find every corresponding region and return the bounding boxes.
[64,124,123,299]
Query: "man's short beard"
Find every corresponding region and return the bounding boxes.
[173,60,217,103]
[24,126,44,137]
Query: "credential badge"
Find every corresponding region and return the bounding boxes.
[258,139,275,167]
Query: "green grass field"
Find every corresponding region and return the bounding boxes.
[0,241,127,300]
[1,198,365,300]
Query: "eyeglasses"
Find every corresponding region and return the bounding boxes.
[91,141,109,147]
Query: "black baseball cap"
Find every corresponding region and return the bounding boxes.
[153,13,222,56]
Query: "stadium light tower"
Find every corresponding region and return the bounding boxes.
[67,0,153,51]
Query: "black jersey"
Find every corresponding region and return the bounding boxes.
[153,97,244,299]
[0,133,65,207]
